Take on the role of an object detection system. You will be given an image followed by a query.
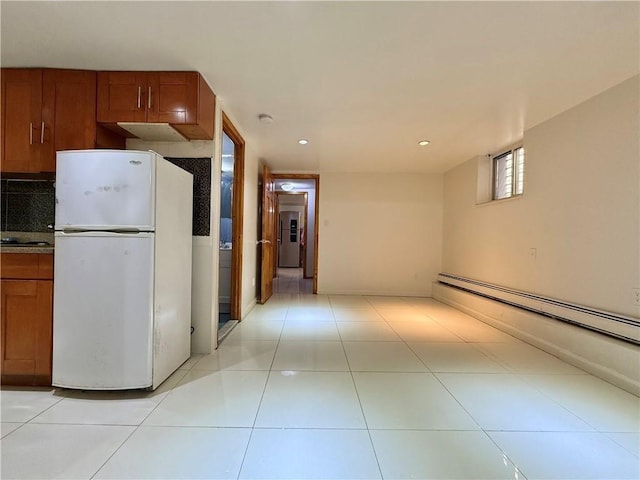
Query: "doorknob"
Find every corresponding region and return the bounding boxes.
[256,239,271,244]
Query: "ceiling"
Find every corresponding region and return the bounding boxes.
[278,193,308,206]
[2,1,638,174]
[274,178,316,193]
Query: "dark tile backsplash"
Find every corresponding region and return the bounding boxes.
[165,157,212,237]
[2,158,212,236]
[1,179,55,232]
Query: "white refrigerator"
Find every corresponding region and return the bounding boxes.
[279,211,300,267]
[52,150,193,390]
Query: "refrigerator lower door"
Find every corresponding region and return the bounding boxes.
[53,231,154,389]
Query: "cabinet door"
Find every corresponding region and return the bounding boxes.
[40,69,97,172]
[146,72,197,125]
[1,280,53,384]
[1,69,42,173]
[97,71,147,123]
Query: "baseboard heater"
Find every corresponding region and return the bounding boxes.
[437,273,640,345]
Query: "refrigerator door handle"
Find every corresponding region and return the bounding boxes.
[56,230,153,238]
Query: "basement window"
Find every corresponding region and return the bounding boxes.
[493,146,525,200]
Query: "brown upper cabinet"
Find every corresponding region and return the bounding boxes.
[97,71,215,140]
[1,68,97,173]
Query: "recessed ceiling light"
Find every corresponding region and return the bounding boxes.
[298,139,309,145]
[258,113,274,124]
[418,140,430,146]
[281,183,294,191]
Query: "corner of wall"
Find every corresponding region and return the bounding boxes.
[432,282,640,396]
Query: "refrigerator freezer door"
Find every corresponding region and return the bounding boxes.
[52,231,155,389]
[55,150,156,230]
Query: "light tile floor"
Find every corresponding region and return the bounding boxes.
[1,269,639,479]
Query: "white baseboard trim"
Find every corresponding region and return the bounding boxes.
[317,289,430,297]
[437,273,639,343]
[433,282,640,396]
[242,298,258,320]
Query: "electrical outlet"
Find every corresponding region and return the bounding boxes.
[252,277,256,287]
[634,288,640,306]
[529,248,537,261]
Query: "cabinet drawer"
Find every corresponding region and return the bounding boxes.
[0,253,53,280]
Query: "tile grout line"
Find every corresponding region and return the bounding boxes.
[337,297,385,480]
[16,389,67,425]
[374,298,534,480]
[88,367,191,479]
[235,294,289,480]
[88,423,139,480]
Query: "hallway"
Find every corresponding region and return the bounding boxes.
[1,291,638,479]
[272,267,312,295]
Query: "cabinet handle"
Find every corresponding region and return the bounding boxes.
[137,86,141,109]
[29,123,33,145]
[148,86,152,110]
[40,122,45,144]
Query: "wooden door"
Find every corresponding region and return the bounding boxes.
[40,69,97,172]
[259,164,277,303]
[273,194,279,279]
[219,113,246,320]
[1,280,53,385]
[97,71,147,123]
[1,69,42,173]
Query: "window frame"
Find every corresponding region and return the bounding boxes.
[491,145,524,201]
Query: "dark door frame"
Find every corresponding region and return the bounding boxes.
[271,174,319,294]
[277,191,308,272]
[222,112,245,319]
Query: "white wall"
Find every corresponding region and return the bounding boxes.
[442,76,640,318]
[126,138,218,353]
[240,141,259,318]
[318,173,443,296]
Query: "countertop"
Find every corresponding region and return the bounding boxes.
[1,245,54,254]
[1,231,55,254]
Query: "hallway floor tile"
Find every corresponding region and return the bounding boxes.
[1,272,638,479]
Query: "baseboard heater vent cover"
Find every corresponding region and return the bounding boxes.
[437,273,640,345]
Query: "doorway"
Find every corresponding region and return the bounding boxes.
[258,173,319,303]
[219,113,245,334]
[218,131,234,332]
[277,192,307,271]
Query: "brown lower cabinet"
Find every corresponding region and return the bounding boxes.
[1,253,53,386]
